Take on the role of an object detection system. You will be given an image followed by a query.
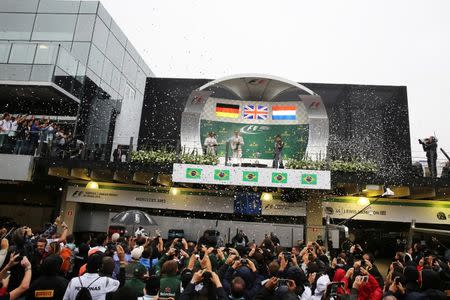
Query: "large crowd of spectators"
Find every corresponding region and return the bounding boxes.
[0,217,449,300]
[0,112,73,157]
[0,112,106,160]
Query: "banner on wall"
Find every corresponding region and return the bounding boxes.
[261,199,306,216]
[173,164,331,190]
[66,186,234,214]
[322,198,450,224]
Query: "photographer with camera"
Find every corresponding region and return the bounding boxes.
[341,264,382,300]
[179,269,226,300]
[218,253,261,299]
[419,136,438,177]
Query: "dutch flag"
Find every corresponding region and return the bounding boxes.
[272,105,296,120]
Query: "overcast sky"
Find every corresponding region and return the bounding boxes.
[101,0,450,160]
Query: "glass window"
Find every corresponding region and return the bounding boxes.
[74,15,95,42]
[97,3,112,28]
[110,20,127,46]
[105,34,124,70]
[110,66,120,92]
[100,80,113,98]
[92,17,109,53]
[80,1,98,14]
[125,42,140,65]
[118,75,126,98]
[87,44,104,76]
[135,67,146,93]
[101,58,113,86]
[0,0,39,13]
[0,13,35,40]
[86,67,101,86]
[71,42,91,65]
[0,43,11,63]
[122,52,137,83]
[37,0,80,13]
[32,14,77,41]
[34,43,58,64]
[0,64,32,81]
[9,43,36,64]
[57,47,78,76]
[76,62,86,83]
[30,65,53,81]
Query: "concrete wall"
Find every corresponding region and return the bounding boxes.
[74,208,304,247]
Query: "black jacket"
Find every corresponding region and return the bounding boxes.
[26,275,68,300]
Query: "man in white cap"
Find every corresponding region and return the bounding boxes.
[125,246,144,280]
[111,233,120,243]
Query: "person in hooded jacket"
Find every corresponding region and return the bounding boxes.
[26,255,68,300]
[341,266,382,300]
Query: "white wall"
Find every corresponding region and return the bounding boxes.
[112,83,143,150]
[74,209,304,246]
[110,214,304,247]
[0,154,34,181]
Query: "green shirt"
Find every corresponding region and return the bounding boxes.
[124,278,146,297]
[159,276,181,298]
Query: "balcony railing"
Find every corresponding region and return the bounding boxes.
[0,41,86,98]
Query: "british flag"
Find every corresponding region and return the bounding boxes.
[243,105,268,120]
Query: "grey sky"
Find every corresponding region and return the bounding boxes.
[101,0,450,160]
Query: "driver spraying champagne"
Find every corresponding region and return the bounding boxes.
[230,130,244,166]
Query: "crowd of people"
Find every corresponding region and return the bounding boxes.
[0,217,449,300]
[0,112,73,157]
[0,112,106,160]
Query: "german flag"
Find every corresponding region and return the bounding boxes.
[216,103,240,118]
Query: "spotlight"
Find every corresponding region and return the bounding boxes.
[261,192,273,201]
[357,197,370,206]
[169,187,179,196]
[86,181,99,189]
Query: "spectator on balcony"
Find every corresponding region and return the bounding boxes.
[40,120,55,158]
[30,119,42,154]
[0,112,12,152]
[94,144,103,161]
[13,117,31,155]
[113,145,122,162]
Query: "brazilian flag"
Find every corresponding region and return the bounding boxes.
[272,172,287,184]
[214,169,230,181]
[242,171,259,182]
[301,174,317,185]
[186,168,202,179]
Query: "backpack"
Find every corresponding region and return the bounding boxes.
[75,276,101,300]
[60,247,72,274]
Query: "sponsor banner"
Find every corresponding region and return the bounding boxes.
[66,186,234,214]
[173,163,331,190]
[262,199,306,216]
[322,197,450,224]
[200,120,309,160]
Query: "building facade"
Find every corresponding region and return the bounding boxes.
[0,0,153,153]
